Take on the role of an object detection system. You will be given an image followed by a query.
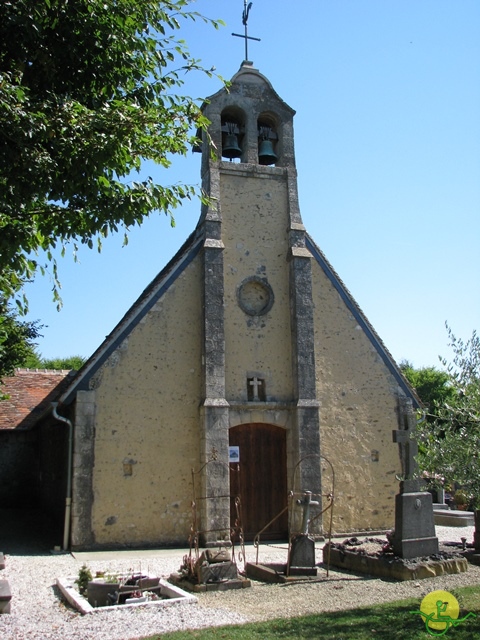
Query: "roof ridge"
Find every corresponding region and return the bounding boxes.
[14,368,73,374]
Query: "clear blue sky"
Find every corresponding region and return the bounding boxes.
[23,0,480,369]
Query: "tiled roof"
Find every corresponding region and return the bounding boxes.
[0,369,73,430]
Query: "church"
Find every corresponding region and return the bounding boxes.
[16,63,419,550]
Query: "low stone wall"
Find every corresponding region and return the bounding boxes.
[433,510,475,527]
[324,543,468,581]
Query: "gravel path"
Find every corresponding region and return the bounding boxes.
[0,526,479,640]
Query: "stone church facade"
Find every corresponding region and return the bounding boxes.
[52,63,418,549]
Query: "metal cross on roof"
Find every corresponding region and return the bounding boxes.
[232,1,261,62]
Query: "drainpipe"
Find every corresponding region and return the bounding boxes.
[51,402,73,551]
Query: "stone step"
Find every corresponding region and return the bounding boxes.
[433,509,475,527]
[0,579,12,614]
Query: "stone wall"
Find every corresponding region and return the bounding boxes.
[222,166,293,403]
[85,259,203,547]
[311,261,401,533]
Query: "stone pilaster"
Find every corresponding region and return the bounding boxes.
[199,160,230,545]
[70,390,96,549]
[199,401,230,546]
[288,176,322,527]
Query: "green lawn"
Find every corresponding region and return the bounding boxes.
[142,586,480,640]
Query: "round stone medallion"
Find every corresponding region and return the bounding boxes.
[237,277,274,316]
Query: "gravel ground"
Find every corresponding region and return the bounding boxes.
[1,526,479,640]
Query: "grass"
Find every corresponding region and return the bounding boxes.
[141,586,480,640]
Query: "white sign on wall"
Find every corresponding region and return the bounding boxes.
[229,446,240,463]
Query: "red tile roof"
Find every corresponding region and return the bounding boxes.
[0,369,73,430]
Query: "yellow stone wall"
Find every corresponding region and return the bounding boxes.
[89,260,203,546]
[311,264,400,533]
[221,169,293,401]
[220,167,401,534]
[81,167,403,545]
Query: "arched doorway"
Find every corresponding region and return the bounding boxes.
[229,423,288,541]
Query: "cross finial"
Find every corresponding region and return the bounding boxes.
[232,1,261,62]
[392,398,420,493]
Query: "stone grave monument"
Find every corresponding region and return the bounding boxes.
[287,491,319,574]
[392,398,439,559]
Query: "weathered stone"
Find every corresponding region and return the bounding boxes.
[0,579,12,614]
[434,509,475,527]
[245,562,317,583]
[289,534,316,568]
[202,549,231,563]
[392,399,439,559]
[392,491,439,559]
[169,572,251,593]
[196,560,238,584]
[324,543,468,581]
[87,580,120,607]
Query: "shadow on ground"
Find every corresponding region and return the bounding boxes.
[0,508,61,555]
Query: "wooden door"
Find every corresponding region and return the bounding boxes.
[229,423,288,541]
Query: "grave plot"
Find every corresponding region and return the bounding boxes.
[57,570,196,614]
[324,536,468,581]
[169,460,251,592]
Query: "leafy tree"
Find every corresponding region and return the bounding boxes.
[399,360,456,421]
[0,0,224,309]
[24,351,85,371]
[416,326,480,505]
[0,300,42,397]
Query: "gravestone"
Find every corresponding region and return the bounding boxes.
[392,399,439,559]
[288,491,318,571]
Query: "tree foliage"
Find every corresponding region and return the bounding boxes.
[0,0,223,308]
[24,352,86,371]
[416,325,480,504]
[400,360,456,420]
[0,301,42,396]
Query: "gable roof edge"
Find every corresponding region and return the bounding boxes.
[306,234,420,408]
[59,230,203,405]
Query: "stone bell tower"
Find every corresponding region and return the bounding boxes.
[195,62,322,543]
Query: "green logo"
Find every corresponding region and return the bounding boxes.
[410,590,476,636]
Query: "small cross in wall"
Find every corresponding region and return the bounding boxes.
[249,376,262,401]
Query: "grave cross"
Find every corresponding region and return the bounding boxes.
[392,399,420,492]
[296,491,320,534]
[232,1,261,62]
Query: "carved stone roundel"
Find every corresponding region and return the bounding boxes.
[237,277,274,316]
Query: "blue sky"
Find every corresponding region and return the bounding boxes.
[24,0,480,368]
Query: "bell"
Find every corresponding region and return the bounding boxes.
[222,133,242,159]
[258,139,278,165]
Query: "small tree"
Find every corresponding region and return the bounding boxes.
[0,0,224,373]
[400,360,456,422]
[0,299,42,397]
[416,325,480,506]
[1,2,224,305]
[24,352,86,371]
